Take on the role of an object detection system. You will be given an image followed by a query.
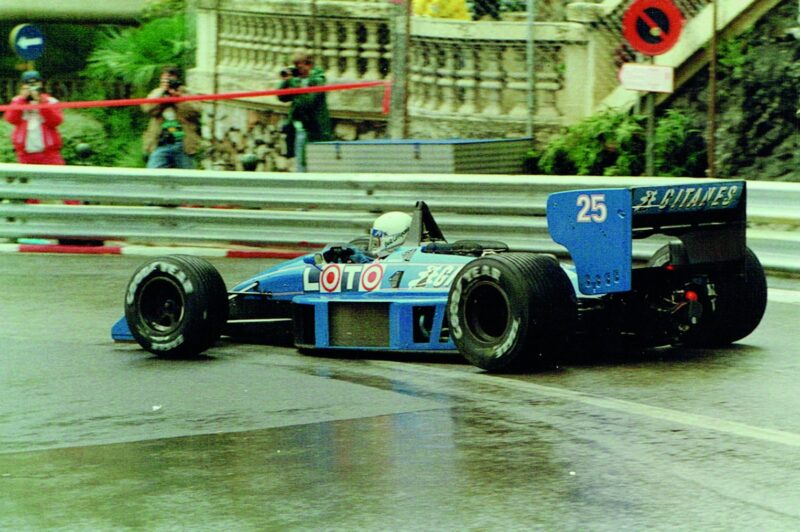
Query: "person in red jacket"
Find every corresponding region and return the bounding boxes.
[4,70,65,165]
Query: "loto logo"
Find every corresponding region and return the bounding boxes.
[303,263,385,293]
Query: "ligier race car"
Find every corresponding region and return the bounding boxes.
[112,179,767,372]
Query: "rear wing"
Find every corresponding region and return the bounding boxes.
[546,180,746,295]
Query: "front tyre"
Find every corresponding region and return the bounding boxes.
[124,255,228,358]
[447,253,576,372]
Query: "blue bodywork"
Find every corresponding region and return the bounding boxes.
[114,180,746,353]
[547,180,745,295]
[261,250,469,351]
[113,245,476,352]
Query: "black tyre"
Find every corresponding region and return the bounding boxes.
[649,244,767,346]
[124,255,229,358]
[447,253,576,372]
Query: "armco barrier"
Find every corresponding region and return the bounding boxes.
[0,163,798,273]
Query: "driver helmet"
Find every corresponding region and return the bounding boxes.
[369,211,412,254]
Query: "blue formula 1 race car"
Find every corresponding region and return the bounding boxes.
[112,180,767,372]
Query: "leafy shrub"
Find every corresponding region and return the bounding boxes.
[73,83,147,168]
[531,108,707,177]
[536,110,646,176]
[653,109,707,177]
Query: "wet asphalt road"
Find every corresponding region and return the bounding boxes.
[2,253,800,530]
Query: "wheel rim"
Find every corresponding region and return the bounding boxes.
[464,281,511,343]
[137,276,186,335]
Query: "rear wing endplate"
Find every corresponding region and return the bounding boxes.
[546,180,746,295]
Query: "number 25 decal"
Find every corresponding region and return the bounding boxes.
[576,193,607,223]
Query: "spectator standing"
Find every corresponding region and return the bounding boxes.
[4,70,65,165]
[278,51,333,171]
[142,66,201,169]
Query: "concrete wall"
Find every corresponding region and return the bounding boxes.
[0,0,146,22]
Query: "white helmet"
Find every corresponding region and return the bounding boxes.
[369,211,412,254]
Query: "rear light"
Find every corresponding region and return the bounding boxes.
[685,290,699,302]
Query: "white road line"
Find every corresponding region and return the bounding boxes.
[769,288,800,305]
[376,362,800,448]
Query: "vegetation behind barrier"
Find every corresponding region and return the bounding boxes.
[525,109,707,178]
[0,110,111,166]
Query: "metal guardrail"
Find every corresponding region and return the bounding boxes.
[1,163,798,273]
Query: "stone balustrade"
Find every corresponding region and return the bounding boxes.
[189,0,749,169]
[405,17,591,138]
[191,0,594,145]
[194,0,394,117]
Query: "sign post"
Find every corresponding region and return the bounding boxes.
[621,0,684,175]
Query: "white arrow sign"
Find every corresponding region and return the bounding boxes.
[18,36,44,49]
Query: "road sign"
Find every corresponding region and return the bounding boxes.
[9,24,45,61]
[618,63,674,93]
[622,0,683,56]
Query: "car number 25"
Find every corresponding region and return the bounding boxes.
[576,193,607,223]
[408,265,458,289]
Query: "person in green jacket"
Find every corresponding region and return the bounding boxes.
[278,51,333,170]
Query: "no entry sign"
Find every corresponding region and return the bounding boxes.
[622,0,684,56]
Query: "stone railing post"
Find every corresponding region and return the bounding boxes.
[455,43,478,115]
[477,45,504,116]
[504,45,530,118]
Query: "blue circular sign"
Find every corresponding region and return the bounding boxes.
[9,24,45,61]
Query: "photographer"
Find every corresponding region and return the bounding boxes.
[141,65,200,169]
[3,70,65,165]
[277,51,333,171]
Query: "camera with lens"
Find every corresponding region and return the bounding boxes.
[26,83,42,102]
[162,78,182,97]
[280,66,300,78]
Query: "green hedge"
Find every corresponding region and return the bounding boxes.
[526,109,707,177]
[0,109,144,167]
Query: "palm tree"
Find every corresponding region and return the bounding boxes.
[84,14,194,95]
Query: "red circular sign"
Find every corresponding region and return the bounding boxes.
[320,264,342,293]
[622,0,684,56]
[359,263,384,292]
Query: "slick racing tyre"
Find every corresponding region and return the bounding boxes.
[447,253,576,372]
[124,255,228,358]
[649,244,767,347]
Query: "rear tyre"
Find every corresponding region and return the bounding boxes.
[124,255,228,357]
[648,244,767,347]
[447,253,576,372]
[688,247,767,346]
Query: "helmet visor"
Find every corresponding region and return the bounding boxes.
[369,227,386,253]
